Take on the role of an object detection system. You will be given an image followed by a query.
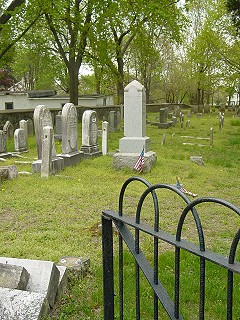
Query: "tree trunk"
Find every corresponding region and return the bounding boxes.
[117,56,124,104]
[69,63,79,105]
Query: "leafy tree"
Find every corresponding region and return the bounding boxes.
[89,0,184,103]
[36,0,94,105]
[226,0,240,32]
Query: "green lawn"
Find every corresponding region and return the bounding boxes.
[1,108,240,319]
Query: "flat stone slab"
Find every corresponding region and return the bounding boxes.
[32,157,64,174]
[0,257,60,308]
[0,263,29,290]
[113,151,157,173]
[0,287,49,320]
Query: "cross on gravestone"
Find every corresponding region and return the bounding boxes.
[113,80,156,172]
[14,129,28,152]
[80,110,102,158]
[57,103,83,166]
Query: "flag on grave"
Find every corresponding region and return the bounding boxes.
[176,177,198,197]
[134,147,145,173]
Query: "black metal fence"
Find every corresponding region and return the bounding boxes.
[102,177,240,320]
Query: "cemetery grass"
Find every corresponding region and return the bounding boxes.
[1,109,240,319]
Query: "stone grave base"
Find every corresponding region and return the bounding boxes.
[113,151,157,173]
[80,145,102,159]
[0,152,12,159]
[157,123,169,129]
[57,151,84,167]
[32,156,64,174]
[0,257,68,320]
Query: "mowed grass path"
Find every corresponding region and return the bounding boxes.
[1,109,240,319]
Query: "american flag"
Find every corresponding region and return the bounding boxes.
[134,147,144,172]
[176,177,198,198]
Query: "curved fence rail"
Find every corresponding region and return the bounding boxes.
[102,177,240,320]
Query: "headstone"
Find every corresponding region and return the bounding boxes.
[186,120,190,128]
[41,126,53,178]
[158,108,169,128]
[19,120,28,138]
[57,103,83,166]
[109,110,121,132]
[55,112,62,141]
[190,156,204,165]
[0,263,29,290]
[219,112,224,131]
[204,104,210,114]
[161,134,166,145]
[198,105,204,113]
[32,105,64,174]
[14,128,28,152]
[80,110,102,158]
[0,130,7,153]
[191,105,198,114]
[174,105,181,117]
[113,80,156,172]
[102,121,109,155]
[0,166,18,182]
[3,121,14,138]
[26,119,34,136]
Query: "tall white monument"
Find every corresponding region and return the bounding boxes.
[113,80,156,172]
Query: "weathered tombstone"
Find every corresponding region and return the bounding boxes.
[159,108,169,129]
[19,120,28,138]
[198,105,204,113]
[191,105,198,114]
[57,103,83,166]
[109,111,117,133]
[3,121,14,139]
[219,112,224,131]
[55,112,62,141]
[204,104,210,114]
[80,110,102,158]
[180,112,184,128]
[14,129,28,152]
[102,121,109,155]
[27,119,34,136]
[32,105,64,174]
[41,126,53,178]
[113,80,156,172]
[174,105,181,117]
[0,131,7,154]
[161,134,166,145]
[186,120,190,127]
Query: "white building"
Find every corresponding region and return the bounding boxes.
[0,90,114,110]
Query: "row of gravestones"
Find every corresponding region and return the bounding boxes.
[32,103,109,177]
[0,119,34,155]
[0,104,122,177]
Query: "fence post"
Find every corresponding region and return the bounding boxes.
[102,215,114,319]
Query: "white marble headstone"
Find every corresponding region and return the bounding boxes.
[33,105,56,159]
[62,103,78,154]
